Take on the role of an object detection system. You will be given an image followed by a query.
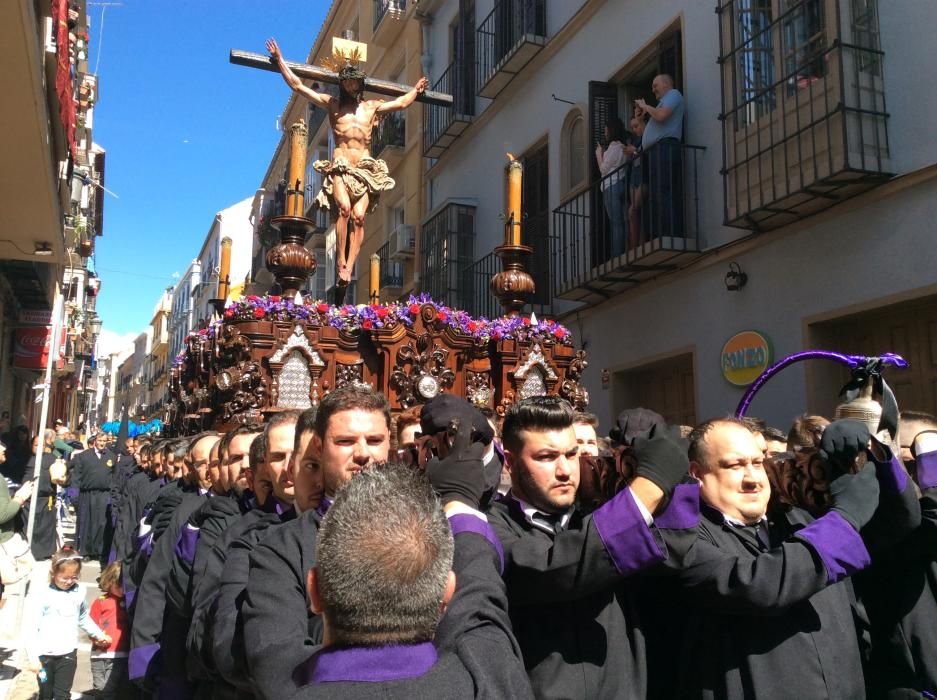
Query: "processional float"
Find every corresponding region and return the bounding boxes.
[166,39,588,434]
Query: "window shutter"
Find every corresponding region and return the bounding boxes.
[588,81,618,182]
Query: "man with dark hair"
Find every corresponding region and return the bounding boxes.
[395,408,421,451]
[859,416,937,697]
[492,396,699,699]
[290,456,533,698]
[242,386,390,699]
[657,417,915,698]
[129,431,223,695]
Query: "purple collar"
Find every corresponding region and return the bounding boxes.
[296,642,437,684]
[314,496,333,519]
[260,494,293,516]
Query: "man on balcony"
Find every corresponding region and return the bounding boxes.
[636,74,685,239]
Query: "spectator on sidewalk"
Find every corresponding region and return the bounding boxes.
[0,440,35,606]
[90,561,131,699]
[24,548,111,700]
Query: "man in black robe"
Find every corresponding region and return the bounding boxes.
[659,417,916,699]
[859,415,937,697]
[71,431,115,561]
[241,386,391,700]
[289,453,533,699]
[489,396,699,699]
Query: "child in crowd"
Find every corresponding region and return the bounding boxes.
[89,560,130,699]
[24,547,111,700]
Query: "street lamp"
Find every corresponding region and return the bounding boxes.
[89,315,102,336]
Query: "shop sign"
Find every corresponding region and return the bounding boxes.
[13,327,65,371]
[721,330,772,387]
[18,310,52,325]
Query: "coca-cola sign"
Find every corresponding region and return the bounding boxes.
[14,327,65,371]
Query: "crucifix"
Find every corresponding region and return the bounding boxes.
[231,37,452,291]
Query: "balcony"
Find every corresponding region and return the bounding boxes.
[718,0,891,231]
[461,251,555,320]
[477,0,547,99]
[371,111,406,169]
[372,0,410,47]
[377,240,405,299]
[421,202,476,309]
[423,61,475,159]
[552,142,705,306]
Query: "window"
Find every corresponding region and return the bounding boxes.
[734,0,775,125]
[421,203,475,309]
[782,0,825,93]
[562,110,587,193]
[850,0,881,74]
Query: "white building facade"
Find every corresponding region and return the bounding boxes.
[169,259,201,361]
[192,197,255,326]
[416,0,937,428]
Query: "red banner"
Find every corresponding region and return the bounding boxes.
[14,327,65,371]
[53,0,77,158]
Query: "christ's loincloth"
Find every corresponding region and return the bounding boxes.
[312,155,396,216]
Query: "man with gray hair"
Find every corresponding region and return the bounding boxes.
[290,451,532,697]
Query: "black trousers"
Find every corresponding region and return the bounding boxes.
[39,650,77,700]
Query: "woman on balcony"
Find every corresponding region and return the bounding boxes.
[595,117,628,259]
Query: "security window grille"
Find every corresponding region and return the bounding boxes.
[781,0,825,93]
[421,203,475,309]
[718,0,890,231]
[734,0,775,126]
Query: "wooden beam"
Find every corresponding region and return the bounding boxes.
[229,50,453,108]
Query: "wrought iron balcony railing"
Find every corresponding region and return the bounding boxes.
[421,202,476,309]
[371,111,406,160]
[552,141,705,305]
[477,0,547,99]
[423,61,475,158]
[377,240,405,293]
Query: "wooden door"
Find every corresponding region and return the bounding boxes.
[619,353,697,427]
[824,299,937,416]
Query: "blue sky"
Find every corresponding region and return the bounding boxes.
[91,0,328,339]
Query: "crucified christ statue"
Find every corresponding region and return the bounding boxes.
[266,38,428,287]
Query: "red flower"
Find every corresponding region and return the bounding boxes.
[467,321,478,332]
[362,320,373,330]
[436,311,448,322]
[269,295,281,303]
[223,309,234,319]
[409,304,421,315]
[553,327,567,339]
[376,307,389,319]
[316,302,329,313]
[493,330,503,340]
[253,308,265,319]
[523,317,531,326]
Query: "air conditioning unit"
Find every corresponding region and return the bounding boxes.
[388,225,415,261]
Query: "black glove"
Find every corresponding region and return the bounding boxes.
[425,420,487,508]
[631,429,689,496]
[829,462,880,531]
[819,419,870,472]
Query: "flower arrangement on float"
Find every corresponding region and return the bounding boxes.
[172,293,572,368]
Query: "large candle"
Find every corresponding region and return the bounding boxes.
[288,120,308,217]
[505,153,523,246]
[217,236,232,301]
[369,253,380,303]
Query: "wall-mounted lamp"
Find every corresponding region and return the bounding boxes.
[724,261,748,291]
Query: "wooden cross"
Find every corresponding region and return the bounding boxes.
[229,49,453,108]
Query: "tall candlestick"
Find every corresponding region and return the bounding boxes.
[369,253,380,304]
[217,236,232,301]
[288,119,308,217]
[506,153,523,246]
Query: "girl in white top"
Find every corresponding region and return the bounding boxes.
[24,548,111,699]
[594,116,629,257]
